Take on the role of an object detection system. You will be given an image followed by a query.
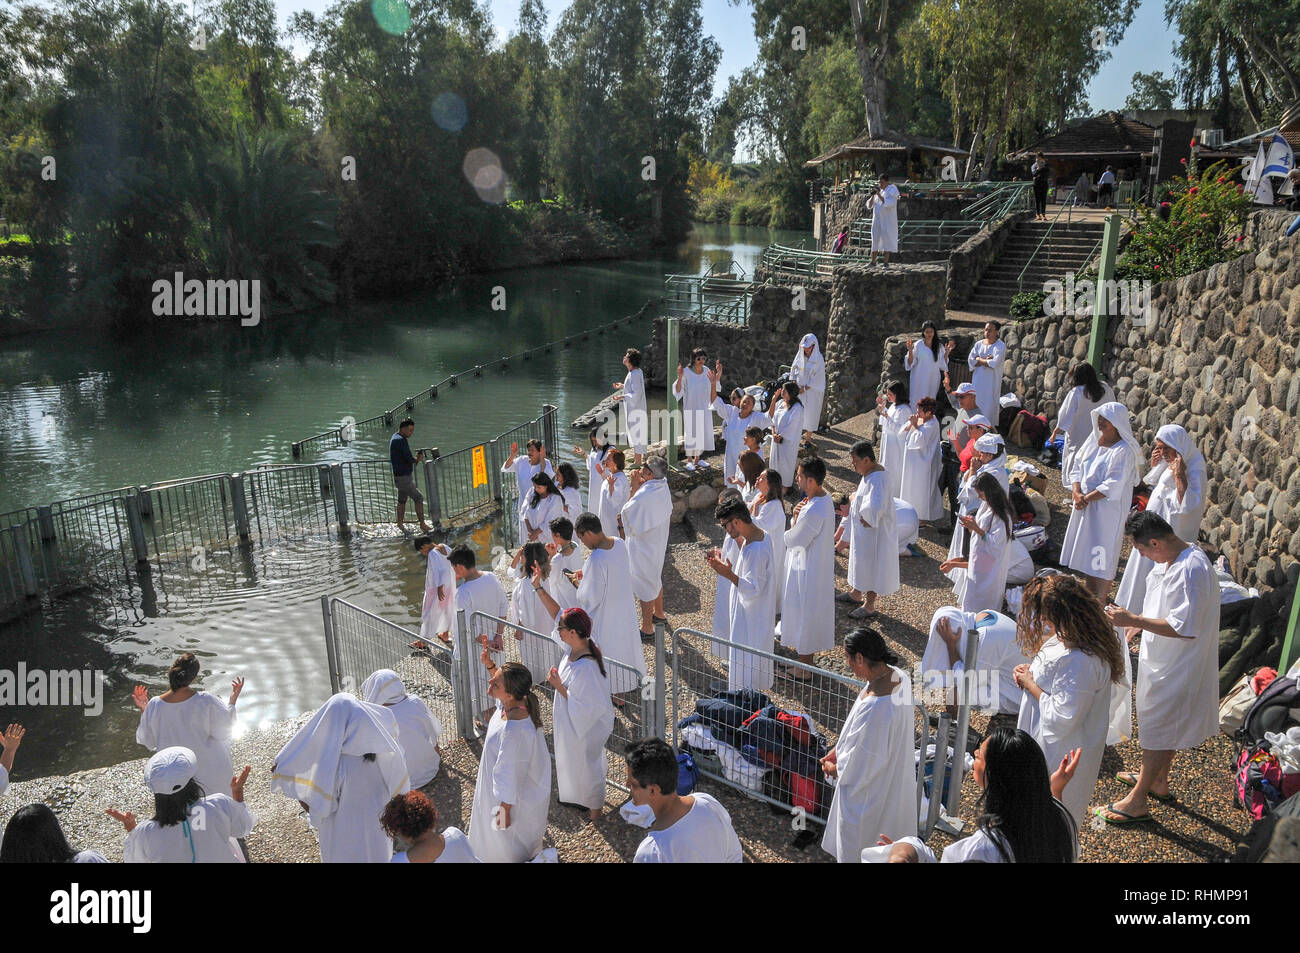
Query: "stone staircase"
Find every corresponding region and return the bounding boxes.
[965,219,1106,316]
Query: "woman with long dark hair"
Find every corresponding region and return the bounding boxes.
[110,746,256,863]
[1,804,107,863]
[904,321,953,404]
[573,425,613,512]
[874,379,911,498]
[1051,363,1114,488]
[523,471,564,546]
[899,396,943,523]
[468,658,552,862]
[508,542,565,683]
[545,607,615,821]
[767,380,804,486]
[940,472,1014,613]
[1014,573,1127,826]
[554,462,583,518]
[749,468,787,613]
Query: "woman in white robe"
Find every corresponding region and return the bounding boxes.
[766,381,804,487]
[1014,574,1127,827]
[573,428,614,512]
[271,693,410,862]
[821,630,917,862]
[521,473,564,547]
[839,441,899,619]
[545,607,615,819]
[382,790,480,863]
[749,467,787,614]
[792,333,826,439]
[596,450,630,538]
[778,462,835,662]
[612,348,649,460]
[1060,401,1141,598]
[507,543,565,684]
[941,472,1014,614]
[468,660,552,863]
[620,465,674,634]
[1114,424,1207,614]
[967,322,1008,421]
[574,530,645,695]
[672,349,717,470]
[875,380,911,499]
[361,670,443,789]
[416,539,456,644]
[898,397,944,522]
[1052,363,1115,488]
[904,322,953,405]
[553,463,584,520]
[943,434,1010,575]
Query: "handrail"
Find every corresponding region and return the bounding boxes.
[1015,197,1077,294]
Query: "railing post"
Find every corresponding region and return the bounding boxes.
[1088,212,1123,372]
[945,627,981,818]
[453,608,474,739]
[229,473,251,540]
[666,317,680,469]
[422,450,442,526]
[329,463,350,534]
[653,624,667,739]
[487,438,502,503]
[136,485,153,519]
[318,464,332,499]
[124,493,151,564]
[321,595,341,695]
[12,526,38,596]
[542,404,558,459]
[37,505,55,542]
[926,711,951,836]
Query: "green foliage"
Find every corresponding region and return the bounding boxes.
[1010,289,1049,319]
[1124,70,1176,111]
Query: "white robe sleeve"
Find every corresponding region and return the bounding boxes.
[1091,446,1131,499]
[491,724,531,806]
[1035,655,1090,749]
[1164,462,1205,518]
[784,499,825,550]
[733,540,770,606]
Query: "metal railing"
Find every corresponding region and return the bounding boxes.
[847,218,987,256]
[1015,202,1108,293]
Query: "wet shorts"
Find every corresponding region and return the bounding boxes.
[394,473,423,505]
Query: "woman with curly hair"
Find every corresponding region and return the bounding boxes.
[1013,572,1127,827]
[382,790,479,863]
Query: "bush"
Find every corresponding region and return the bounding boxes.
[1010,289,1048,318]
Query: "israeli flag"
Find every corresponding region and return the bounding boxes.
[1263,132,1294,177]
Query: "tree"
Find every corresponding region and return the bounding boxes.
[1124,70,1177,111]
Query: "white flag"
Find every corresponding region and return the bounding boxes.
[1263,132,1294,177]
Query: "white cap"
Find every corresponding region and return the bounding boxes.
[145,746,198,795]
[973,433,1002,454]
[953,382,976,396]
[965,414,993,430]
[800,333,818,348]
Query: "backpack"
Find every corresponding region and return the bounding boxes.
[1241,676,1300,747]
[676,752,699,795]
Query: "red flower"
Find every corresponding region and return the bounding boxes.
[1216,177,1226,183]
[1189,139,1197,148]
[1161,201,1171,208]
[1180,157,1187,164]
[1234,235,1244,242]
[1200,212,1208,217]
[1154,264,1160,270]
[1189,186,1199,195]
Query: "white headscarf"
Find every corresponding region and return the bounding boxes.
[361,669,407,706]
[1154,424,1205,471]
[929,606,977,645]
[270,693,409,816]
[1081,401,1142,465]
[792,335,824,379]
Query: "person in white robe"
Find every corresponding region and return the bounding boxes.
[898,397,944,522]
[792,333,827,439]
[1014,574,1126,828]
[711,489,746,654]
[1051,363,1115,488]
[541,606,615,819]
[620,457,673,638]
[500,439,555,540]
[712,377,773,488]
[0,723,23,797]
[941,472,1014,614]
[416,536,456,645]
[730,433,767,500]
[875,380,911,499]
[1101,512,1219,824]
[766,381,805,487]
[573,513,646,695]
[895,498,919,554]
[626,738,743,863]
[904,322,954,405]
[546,518,587,580]
[967,322,1008,421]
[708,497,777,692]
[573,429,614,512]
[1114,424,1207,614]
[467,659,552,863]
[596,449,631,538]
[133,652,240,799]
[113,747,255,863]
[382,790,480,863]
[521,472,564,547]
[749,468,787,614]
[836,441,899,619]
[821,629,917,862]
[1060,401,1141,599]
[507,543,566,684]
[553,463,584,520]
[611,347,649,462]
[447,546,509,725]
[778,457,835,667]
[943,433,1009,579]
[361,669,443,789]
[672,348,717,470]
[868,175,900,264]
[920,607,1029,719]
[271,693,410,862]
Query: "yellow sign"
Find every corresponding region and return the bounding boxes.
[471,445,488,488]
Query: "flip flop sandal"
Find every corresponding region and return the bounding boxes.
[1115,771,1174,802]
[1094,803,1152,826]
[835,591,859,603]
[639,630,656,643]
[652,616,668,626]
[847,607,878,620]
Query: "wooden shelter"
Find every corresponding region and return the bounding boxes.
[804,130,970,188]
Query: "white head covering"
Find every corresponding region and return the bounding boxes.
[800,333,818,349]
[965,414,993,430]
[270,693,409,816]
[145,746,198,795]
[1154,424,1205,470]
[793,335,824,378]
[973,433,1001,454]
[1085,401,1142,463]
[361,669,407,706]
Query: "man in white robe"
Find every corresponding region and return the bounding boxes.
[920,607,1028,722]
[447,546,508,726]
[778,457,836,667]
[573,512,646,695]
[966,322,1008,422]
[500,439,555,541]
[869,174,900,264]
[1101,512,1219,824]
[791,333,826,439]
[627,738,743,863]
[416,535,456,645]
[711,366,772,485]
[672,348,717,470]
[837,440,899,619]
[708,498,776,692]
[596,449,630,538]
[620,457,674,639]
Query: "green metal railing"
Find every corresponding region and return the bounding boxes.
[663,260,754,325]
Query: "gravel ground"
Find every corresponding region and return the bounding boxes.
[0,413,1251,862]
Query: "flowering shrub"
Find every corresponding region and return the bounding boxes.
[1122,161,1253,281]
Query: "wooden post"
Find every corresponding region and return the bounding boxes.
[666,318,680,469]
[1087,213,1122,372]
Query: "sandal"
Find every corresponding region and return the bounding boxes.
[847,606,877,620]
[1115,771,1174,802]
[1093,803,1152,826]
[835,591,858,603]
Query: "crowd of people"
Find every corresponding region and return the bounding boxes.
[0,331,1225,865]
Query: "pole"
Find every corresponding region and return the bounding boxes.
[666,317,680,469]
[1087,212,1122,372]
[1281,568,1300,673]
[321,595,341,694]
[423,449,442,527]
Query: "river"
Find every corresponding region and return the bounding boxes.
[0,222,808,776]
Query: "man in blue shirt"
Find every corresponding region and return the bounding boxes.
[391,418,432,533]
